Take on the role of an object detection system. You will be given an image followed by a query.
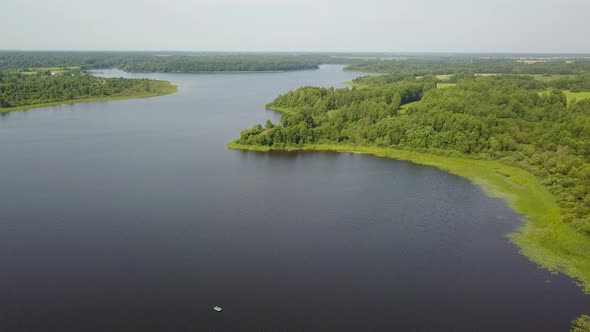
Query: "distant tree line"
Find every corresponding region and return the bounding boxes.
[0,69,169,108]
[117,55,326,72]
[0,52,346,73]
[550,74,590,92]
[4,52,590,76]
[354,72,590,91]
[345,58,590,75]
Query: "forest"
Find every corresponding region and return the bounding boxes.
[0,69,175,110]
[5,51,590,76]
[0,52,339,73]
[345,58,590,76]
[352,72,590,92]
[117,55,326,72]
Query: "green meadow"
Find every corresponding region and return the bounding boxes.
[539,89,590,104]
[437,83,456,89]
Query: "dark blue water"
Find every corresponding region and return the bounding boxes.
[0,65,588,331]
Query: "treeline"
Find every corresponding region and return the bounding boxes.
[345,58,590,75]
[0,52,343,73]
[0,70,172,108]
[354,72,590,92]
[235,75,590,235]
[0,52,139,70]
[5,52,590,75]
[551,74,590,92]
[118,55,326,72]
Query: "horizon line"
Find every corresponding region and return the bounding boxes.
[2,49,590,56]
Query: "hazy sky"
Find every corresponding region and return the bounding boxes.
[1,0,589,53]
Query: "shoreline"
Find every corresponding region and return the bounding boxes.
[0,80,178,113]
[227,141,590,294]
[342,80,369,89]
[116,67,322,75]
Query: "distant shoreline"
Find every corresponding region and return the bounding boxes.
[0,80,177,113]
[118,67,321,75]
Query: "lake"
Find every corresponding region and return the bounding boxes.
[0,65,588,331]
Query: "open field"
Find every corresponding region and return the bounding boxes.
[437,83,456,89]
[563,90,590,102]
[8,66,81,75]
[539,89,590,104]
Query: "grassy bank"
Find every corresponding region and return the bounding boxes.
[264,104,297,114]
[0,80,177,113]
[342,81,369,89]
[227,141,590,293]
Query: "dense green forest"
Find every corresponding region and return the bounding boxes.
[345,58,590,75]
[0,69,176,110]
[117,55,325,72]
[0,52,340,73]
[4,51,590,75]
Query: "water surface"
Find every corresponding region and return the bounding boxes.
[0,65,588,331]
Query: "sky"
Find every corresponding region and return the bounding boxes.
[1,0,589,53]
